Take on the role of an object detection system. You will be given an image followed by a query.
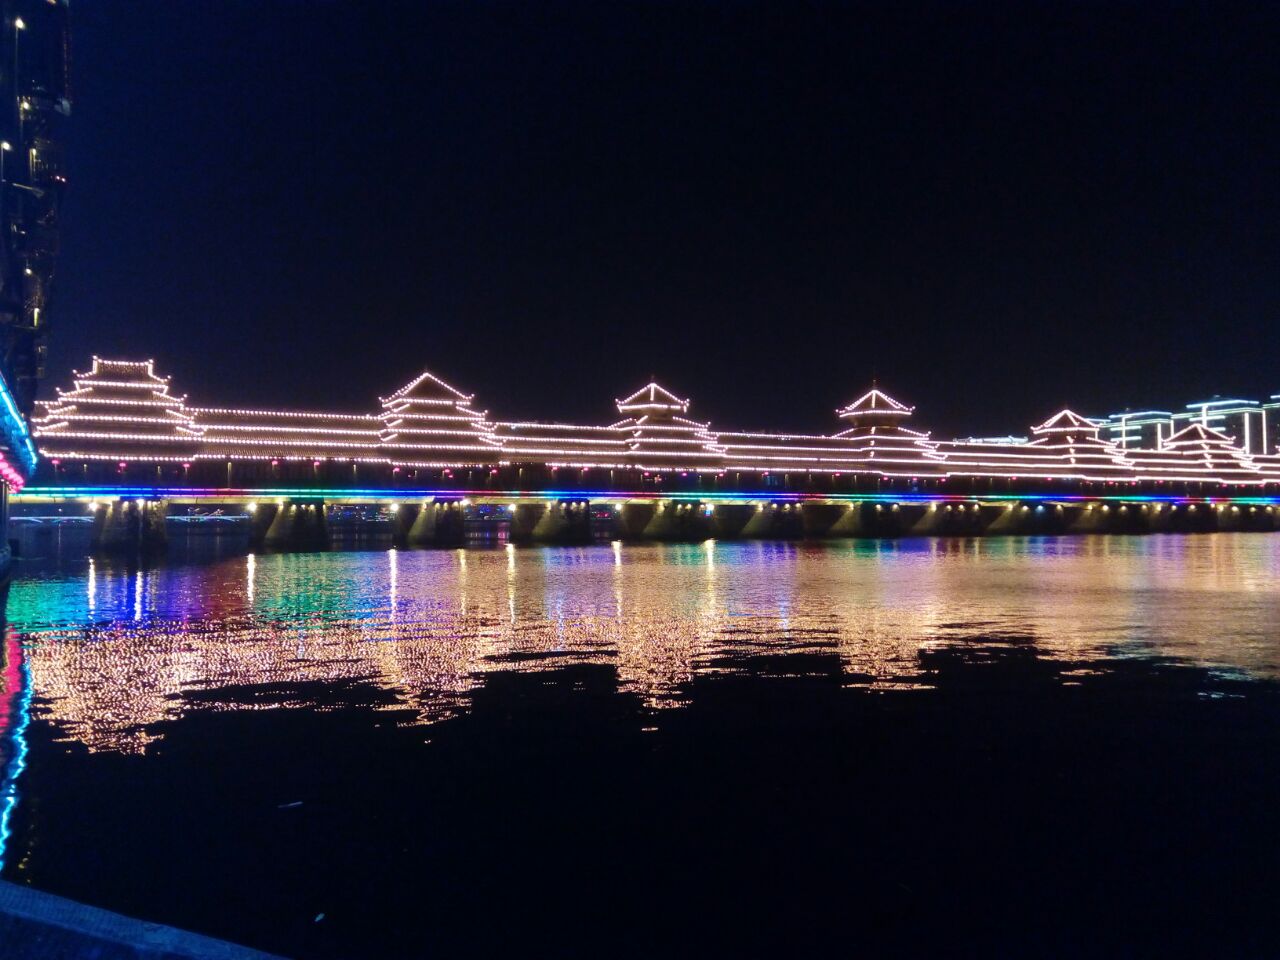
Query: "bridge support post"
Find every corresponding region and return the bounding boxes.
[617,502,655,539]
[907,504,949,536]
[391,504,420,548]
[981,502,1027,535]
[1245,504,1279,531]
[248,503,278,550]
[406,500,465,548]
[800,502,849,538]
[261,501,330,552]
[827,503,865,537]
[1147,504,1175,533]
[653,501,714,541]
[91,500,168,555]
[741,503,805,539]
[1214,504,1245,532]
[710,503,754,539]
[510,501,593,545]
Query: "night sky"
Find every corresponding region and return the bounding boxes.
[54,1,1279,436]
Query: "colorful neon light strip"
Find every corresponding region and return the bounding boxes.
[0,639,32,873]
[0,369,36,476]
[15,486,1280,506]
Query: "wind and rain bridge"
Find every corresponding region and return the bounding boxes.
[17,357,1280,552]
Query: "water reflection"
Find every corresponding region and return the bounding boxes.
[0,633,31,871]
[5,535,1280,754]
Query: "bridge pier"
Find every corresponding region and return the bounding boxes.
[710,503,754,538]
[389,504,420,547]
[617,501,712,542]
[248,503,278,549]
[906,504,952,536]
[1220,503,1278,532]
[740,503,806,539]
[1243,504,1280,531]
[405,500,465,547]
[91,500,169,555]
[799,502,851,538]
[509,501,593,544]
[260,502,329,552]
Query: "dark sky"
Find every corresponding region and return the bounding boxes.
[53,1,1280,436]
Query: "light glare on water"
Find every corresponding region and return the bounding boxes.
[6,534,1280,754]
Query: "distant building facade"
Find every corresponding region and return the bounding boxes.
[0,0,70,415]
[1101,396,1280,457]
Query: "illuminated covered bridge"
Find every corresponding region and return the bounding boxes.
[20,357,1280,549]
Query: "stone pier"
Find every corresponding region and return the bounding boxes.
[509,501,593,544]
[740,503,806,539]
[710,503,755,538]
[257,501,329,552]
[388,503,420,547]
[616,501,713,541]
[404,500,466,547]
[90,500,168,555]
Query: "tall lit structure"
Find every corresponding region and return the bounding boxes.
[0,0,69,415]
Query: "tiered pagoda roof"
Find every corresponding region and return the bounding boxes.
[835,387,914,426]
[1023,409,1134,479]
[611,382,725,470]
[378,370,500,467]
[33,358,204,461]
[1125,423,1263,483]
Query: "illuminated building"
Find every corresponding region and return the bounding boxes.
[0,3,64,576]
[1105,410,1175,451]
[1101,398,1280,458]
[0,0,70,415]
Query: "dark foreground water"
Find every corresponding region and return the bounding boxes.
[2,535,1280,957]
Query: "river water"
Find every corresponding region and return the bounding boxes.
[2,535,1280,956]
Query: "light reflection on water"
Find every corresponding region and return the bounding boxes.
[6,534,1280,754]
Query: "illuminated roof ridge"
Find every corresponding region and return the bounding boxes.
[32,357,206,455]
[616,381,690,415]
[1031,409,1100,435]
[1164,421,1241,447]
[88,356,168,384]
[836,387,913,419]
[382,369,474,404]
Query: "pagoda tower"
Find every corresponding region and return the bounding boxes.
[833,387,923,437]
[378,369,500,466]
[613,381,725,471]
[1131,422,1262,482]
[31,357,203,461]
[1026,409,1133,478]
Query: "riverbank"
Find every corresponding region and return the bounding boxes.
[0,880,287,959]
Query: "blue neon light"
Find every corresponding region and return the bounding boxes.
[0,657,32,873]
[14,485,1280,506]
[0,371,37,475]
